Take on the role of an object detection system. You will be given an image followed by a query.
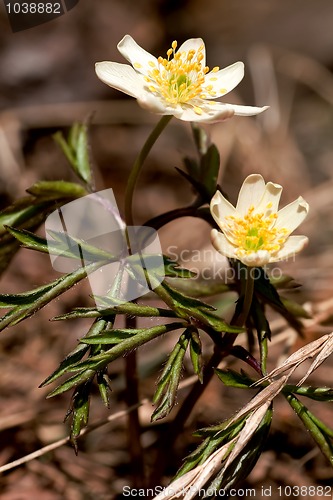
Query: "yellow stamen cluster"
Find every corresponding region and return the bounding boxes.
[223,206,289,259]
[141,40,219,114]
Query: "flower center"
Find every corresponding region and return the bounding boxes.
[143,41,219,114]
[223,205,289,258]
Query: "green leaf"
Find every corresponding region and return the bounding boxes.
[97,371,112,407]
[0,181,86,275]
[54,123,92,186]
[249,265,285,310]
[190,329,203,383]
[0,280,58,307]
[215,369,256,389]
[0,262,99,332]
[60,322,185,376]
[152,330,189,421]
[199,144,220,198]
[26,180,87,200]
[82,328,151,344]
[281,297,312,319]
[251,296,271,373]
[285,393,333,465]
[5,226,49,253]
[175,416,246,479]
[41,318,107,387]
[66,380,92,450]
[211,406,273,493]
[52,303,177,321]
[47,369,96,398]
[163,256,197,279]
[157,281,242,334]
[284,385,333,402]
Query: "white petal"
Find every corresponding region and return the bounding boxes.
[275,197,309,233]
[236,174,266,216]
[229,104,270,116]
[203,62,244,98]
[211,229,237,259]
[271,235,309,262]
[95,62,145,98]
[177,38,206,68]
[172,103,235,123]
[241,250,271,267]
[210,190,236,228]
[256,181,282,216]
[137,92,171,115]
[117,35,158,75]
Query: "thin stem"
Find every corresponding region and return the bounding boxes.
[124,115,173,226]
[123,115,172,488]
[234,267,255,327]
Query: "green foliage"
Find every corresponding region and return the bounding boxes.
[53,122,93,186]
[0,120,330,492]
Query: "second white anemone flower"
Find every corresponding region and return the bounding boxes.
[95,35,268,123]
[210,174,309,267]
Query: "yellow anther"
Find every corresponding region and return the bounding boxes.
[193,106,203,115]
[212,66,219,72]
[172,40,178,50]
[134,63,142,69]
[148,61,156,67]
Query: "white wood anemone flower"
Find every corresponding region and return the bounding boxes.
[95,35,268,123]
[210,174,309,267]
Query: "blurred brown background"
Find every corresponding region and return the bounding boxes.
[0,1,333,498]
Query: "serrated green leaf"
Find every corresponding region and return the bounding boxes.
[215,369,255,389]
